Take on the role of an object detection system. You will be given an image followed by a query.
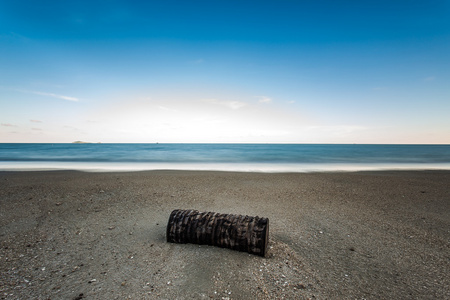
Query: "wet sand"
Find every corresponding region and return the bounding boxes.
[1,170,449,299]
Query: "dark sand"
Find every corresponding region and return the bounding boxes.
[1,170,449,299]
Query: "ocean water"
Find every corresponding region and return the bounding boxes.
[0,143,449,172]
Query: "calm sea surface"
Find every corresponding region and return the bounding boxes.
[1,143,449,172]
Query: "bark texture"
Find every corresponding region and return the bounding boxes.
[166,209,269,257]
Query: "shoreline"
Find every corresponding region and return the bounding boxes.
[1,170,449,299]
[1,161,450,173]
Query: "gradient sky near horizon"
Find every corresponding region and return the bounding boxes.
[1,1,449,143]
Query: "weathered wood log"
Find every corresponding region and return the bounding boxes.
[166,209,269,257]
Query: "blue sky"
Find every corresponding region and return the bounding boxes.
[1,0,449,143]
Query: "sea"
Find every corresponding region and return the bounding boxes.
[0,143,450,172]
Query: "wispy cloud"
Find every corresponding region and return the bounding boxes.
[14,89,79,102]
[424,76,435,82]
[1,32,31,42]
[30,91,79,102]
[305,125,367,135]
[1,123,17,127]
[157,105,178,112]
[30,119,42,123]
[203,99,247,110]
[189,58,204,64]
[257,96,272,104]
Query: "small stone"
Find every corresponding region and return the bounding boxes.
[88,279,96,283]
[73,293,84,300]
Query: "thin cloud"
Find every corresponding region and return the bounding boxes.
[30,119,42,123]
[305,125,367,134]
[31,128,42,131]
[224,101,247,110]
[2,32,31,42]
[31,91,79,102]
[189,58,204,64]
[203,99,247,110]
[1,123,16,127]
[424,76,435,82]
[257,96,272,104]
[158,105,178,112]
[15,89,79,102]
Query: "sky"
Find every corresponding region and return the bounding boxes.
[0,0,449,143]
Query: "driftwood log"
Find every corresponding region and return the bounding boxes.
[166,209,269,257]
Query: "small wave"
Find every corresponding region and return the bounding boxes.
[1,161,450,173]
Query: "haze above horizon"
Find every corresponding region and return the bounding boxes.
[1,1,449,144]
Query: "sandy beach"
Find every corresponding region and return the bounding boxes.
[1,170,449,299]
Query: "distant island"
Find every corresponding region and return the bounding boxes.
[72,141,101,144]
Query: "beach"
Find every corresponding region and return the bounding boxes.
[1,170,449,299]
